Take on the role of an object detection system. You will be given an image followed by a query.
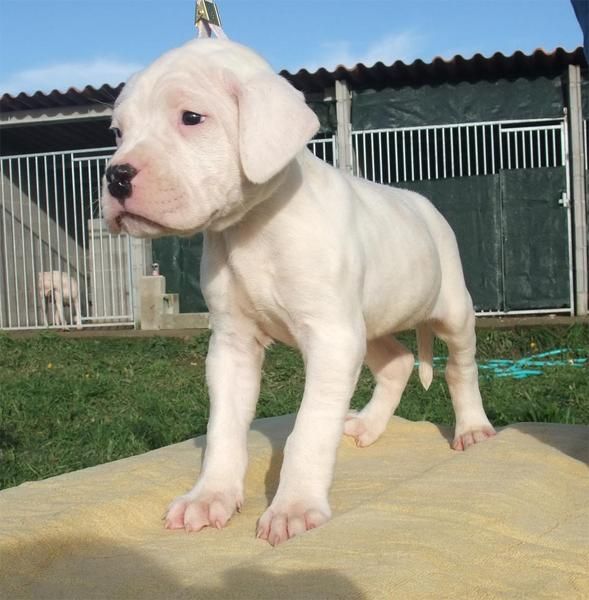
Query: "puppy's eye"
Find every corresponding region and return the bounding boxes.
[182,111,205,126]
[110,127,122,139]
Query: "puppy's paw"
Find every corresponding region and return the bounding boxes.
[256,499,331,546]
[344,410,385,447]
[452,425,496,451]
[165,489,243,532]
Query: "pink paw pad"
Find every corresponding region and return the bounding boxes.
[452,426,496,451]
[164,492,241,532]
[256,506,329,546]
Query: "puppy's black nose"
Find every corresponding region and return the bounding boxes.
[106,163,137,203]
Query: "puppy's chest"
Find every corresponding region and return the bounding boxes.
[226,251,296,345]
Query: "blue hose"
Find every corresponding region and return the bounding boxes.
[425,348,587,380]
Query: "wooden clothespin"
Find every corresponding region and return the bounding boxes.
[195,0,227,38]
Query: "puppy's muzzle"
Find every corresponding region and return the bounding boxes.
[106,163,138,203]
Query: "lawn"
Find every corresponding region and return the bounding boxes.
[0,324,587,489]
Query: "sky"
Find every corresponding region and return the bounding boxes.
[0,0,584,96]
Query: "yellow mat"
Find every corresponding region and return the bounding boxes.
[1,415,588,599]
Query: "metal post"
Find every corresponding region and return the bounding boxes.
[335,79,353,174]
[567,64,588,316]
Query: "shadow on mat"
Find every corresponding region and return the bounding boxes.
[1,535,365,600]
[510,422,589,465]
[432,420,588,466]
[190,414,293,503]
[250,416,293,503]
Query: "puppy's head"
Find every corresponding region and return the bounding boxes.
[102,38,319,238]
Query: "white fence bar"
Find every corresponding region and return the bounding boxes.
[0,148,134,330]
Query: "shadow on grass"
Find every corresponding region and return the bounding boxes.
[1,535,365,599]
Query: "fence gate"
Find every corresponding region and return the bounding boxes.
[0,148,134,330]
[351,118,573,315]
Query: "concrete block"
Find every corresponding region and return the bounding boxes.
[139,276,166,330]
[161,312,210,330]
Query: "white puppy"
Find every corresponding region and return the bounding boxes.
[102,38,495,546]
[38,271,82,329]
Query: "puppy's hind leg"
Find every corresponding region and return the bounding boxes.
[54,292,66,329]
[344,336,414,447]
[433,300,495,450]
[39,287,49,328]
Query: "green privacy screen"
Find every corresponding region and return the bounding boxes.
[404,167,570,312]
[152,234,207,313]
[403,175,503,312]
[500,167,569,310]
[352,77,565,130]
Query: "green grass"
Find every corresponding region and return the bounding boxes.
[0,325,587,489]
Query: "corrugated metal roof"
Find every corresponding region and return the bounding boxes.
[1,47,586,113]
[0,83,123,114]
[281,47,588,93]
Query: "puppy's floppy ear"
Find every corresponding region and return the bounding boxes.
[237,72,320,184]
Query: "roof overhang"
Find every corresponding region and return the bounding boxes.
[0,103,112,128]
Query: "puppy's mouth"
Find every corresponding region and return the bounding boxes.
[116,212,161,230]
[110,209,221,238]
[112,211,172,238]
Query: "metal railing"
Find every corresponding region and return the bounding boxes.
[0,148,134,330]
[308,135,338,166]
[0,138,340,331]
[0,119,573,329]
[351,118,566,183]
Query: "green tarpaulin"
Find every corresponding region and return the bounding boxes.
[352,77,565,130]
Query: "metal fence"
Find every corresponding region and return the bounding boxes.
[0,148,134,330]
[351,118,566,183]
[308,135,338,165]
[0,138,338,330]
[0,119,572,329]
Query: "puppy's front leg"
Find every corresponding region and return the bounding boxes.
[257,325,365,546]
[166,328,264,532]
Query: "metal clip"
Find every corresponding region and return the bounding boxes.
[195,0,222,27]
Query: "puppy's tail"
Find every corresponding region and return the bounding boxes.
[416,323,434,390]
